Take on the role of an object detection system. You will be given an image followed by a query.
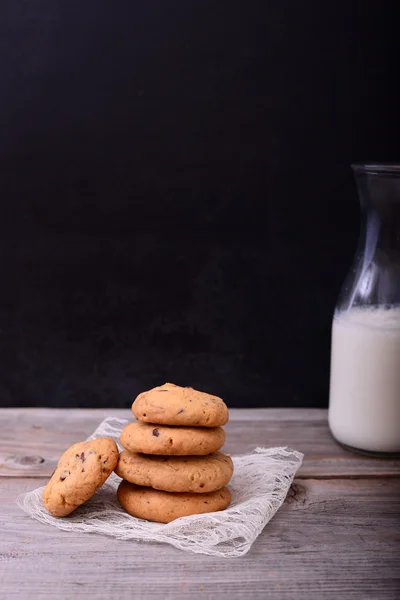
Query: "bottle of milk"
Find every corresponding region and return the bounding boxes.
[328,164,400,456]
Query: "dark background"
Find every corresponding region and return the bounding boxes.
[0,1,398,408]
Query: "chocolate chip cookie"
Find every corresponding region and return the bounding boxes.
[120,421,226,456]
[117,480,231,523]
[131,382,229,427]
[115,449,233,493]
[42,438,119,517]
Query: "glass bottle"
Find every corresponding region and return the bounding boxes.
[328,164,400,456]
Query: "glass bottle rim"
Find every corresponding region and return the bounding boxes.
[352,163,400,176]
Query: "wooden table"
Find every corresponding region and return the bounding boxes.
[1,408,399,599]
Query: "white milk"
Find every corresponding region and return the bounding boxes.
[328,306,400,453]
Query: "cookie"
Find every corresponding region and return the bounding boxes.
[42,438,119,517]
[115,449,233,493]
[120,421,226,456]
[117,480,231,523]
[132,382,229,427]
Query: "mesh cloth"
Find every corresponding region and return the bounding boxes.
[16,417,303,557]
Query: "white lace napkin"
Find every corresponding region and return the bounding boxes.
[16,417,303,557]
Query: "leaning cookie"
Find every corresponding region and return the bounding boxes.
[132,382,229,427]
[42,438,119,517]
[120,421,226,456]
[117,480,231,523]
[115,449,233,493]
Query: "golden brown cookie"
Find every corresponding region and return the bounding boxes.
[120,421,226,456]
[42,438,119,517]
[132,382,229,427]
[115,449,233,493]
[117,480,231,523]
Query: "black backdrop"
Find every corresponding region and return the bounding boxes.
[0,1,398,408]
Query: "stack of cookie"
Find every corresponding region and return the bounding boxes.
[115,382,233,523]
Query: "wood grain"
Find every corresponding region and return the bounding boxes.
[1,408,399,478]
[1,477,399,600]
[1,408,400,600]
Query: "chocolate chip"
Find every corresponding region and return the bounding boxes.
[59,469,70,481]
[152,428,160,437]
[157,390,168,392]
[203,501,209,504]
[80,452,85,462]
[177,409,185,415]
[199,484,205,488]
[81,468,85,473]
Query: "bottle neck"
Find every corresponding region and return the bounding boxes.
[362,205,400,255]
[337,168,400,311]
[356,172,400,254]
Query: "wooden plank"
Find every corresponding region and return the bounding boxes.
[1,408,399,478]
[0,477,399,600]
